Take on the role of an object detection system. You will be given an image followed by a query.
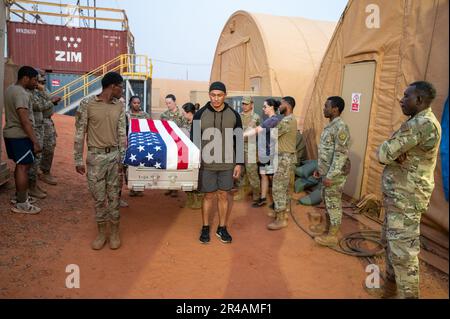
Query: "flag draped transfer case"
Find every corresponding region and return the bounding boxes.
[125,118,200,192]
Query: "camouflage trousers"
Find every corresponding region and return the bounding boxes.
[28,124,44,183]
[86,150,122,223]
[382,196,423,299]
[272,153,296,213]
[322,175,347,226]
[237,150,261,201]
[40,118,57,174]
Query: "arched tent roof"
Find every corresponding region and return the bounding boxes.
[302,0,449,251]
[210,10,336,126]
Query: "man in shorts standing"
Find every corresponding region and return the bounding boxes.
[3,66,41,214]
[192,81,243,244]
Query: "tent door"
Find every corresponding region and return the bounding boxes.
[219,43,246,91]
[340,61,376,200]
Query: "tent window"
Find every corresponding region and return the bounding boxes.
[250,76,262,93]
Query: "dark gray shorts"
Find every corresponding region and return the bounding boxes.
[198,169,234,193]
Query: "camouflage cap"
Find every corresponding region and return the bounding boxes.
[242,96,253,104]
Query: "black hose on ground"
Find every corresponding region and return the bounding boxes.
[288,200,385,259]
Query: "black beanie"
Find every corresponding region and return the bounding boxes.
[209,81,227,93]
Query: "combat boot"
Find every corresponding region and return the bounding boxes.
[191,193,203,210]
[109,220,121,250]
[267,209,276,218]
[183,192,194,208]
[267,212,288,230]
[364,277,398,299]
[28,182,47,199]
[233,187,245,201]
[308,211,329,236]
[315,224,340,247]
[91,222,108,250]
[37,183,47,195]
[39,173,57,186]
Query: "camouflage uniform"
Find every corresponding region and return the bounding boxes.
[126,110,150,121]
[160,107,188,128]
[377,107,441,299]
[40,89,57,175]
[272,114,297,213]
[240,112,261,201]
[318,116,351,226]
[74,96,127,223]
[126,110,150,134]
[28,89,52,182]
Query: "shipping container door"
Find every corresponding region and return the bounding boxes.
[340,61,376,200]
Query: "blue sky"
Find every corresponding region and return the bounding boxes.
[16,0,348,80]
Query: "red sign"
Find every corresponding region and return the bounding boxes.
[351,93,362,112]
[51,79,61,87]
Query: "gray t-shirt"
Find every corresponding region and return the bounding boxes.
[3,84,33,139]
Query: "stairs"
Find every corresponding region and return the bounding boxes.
[52,54,152,115]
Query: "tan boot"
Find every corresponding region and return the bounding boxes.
[29,182,47,199]
[191,193,203,210]
[37,183,47,195]
[233,187,245,201]
[109,220,121,250]
[365,277,398,299]
[91,222,108,250]
[267,210,276,218]
[183,192,194,208]
[267,212,288,230]
[315,224,340,247]
[39,173,57,186]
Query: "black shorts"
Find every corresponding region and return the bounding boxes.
[198,169,234,193]
[4,137,35,165]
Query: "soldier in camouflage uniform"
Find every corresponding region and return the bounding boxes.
[181,102,203,209]
[160,94,188,197]
[27,75,48,199]
[313,96,351,247]
[234,96,261,203]
[267,97,298,230]
[38,73,60,186]
[377,81,441,299]
[74,72,127,250]
[125,96,150,198]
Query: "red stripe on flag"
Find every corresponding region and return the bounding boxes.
[161,121,189,170]
[131,118,141,133]
[147,119,158,133]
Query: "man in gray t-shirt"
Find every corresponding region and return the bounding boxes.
[3,66,41,214]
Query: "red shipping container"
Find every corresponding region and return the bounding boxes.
[7,22,128,74]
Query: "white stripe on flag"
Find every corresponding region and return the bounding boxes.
[138,119,150,132]
[168,121,200,169]
[154,120,178,170]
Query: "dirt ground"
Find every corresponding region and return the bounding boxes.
[0,114,448,299]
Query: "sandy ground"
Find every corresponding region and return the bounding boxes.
[0,114,448,299]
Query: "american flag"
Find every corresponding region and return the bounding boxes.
[124,119,200,170]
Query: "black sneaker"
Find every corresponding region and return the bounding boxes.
[252,198,267,208]
[216,226,232,243]
[199,226,210,244]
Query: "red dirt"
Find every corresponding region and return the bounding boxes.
[0,114,448,299]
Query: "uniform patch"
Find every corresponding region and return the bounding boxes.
[338,131,347,142]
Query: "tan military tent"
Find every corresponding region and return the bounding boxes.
[210,11,336,127]
[302,0,449,253]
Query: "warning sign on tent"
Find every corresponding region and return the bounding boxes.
[351,93,362,112]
